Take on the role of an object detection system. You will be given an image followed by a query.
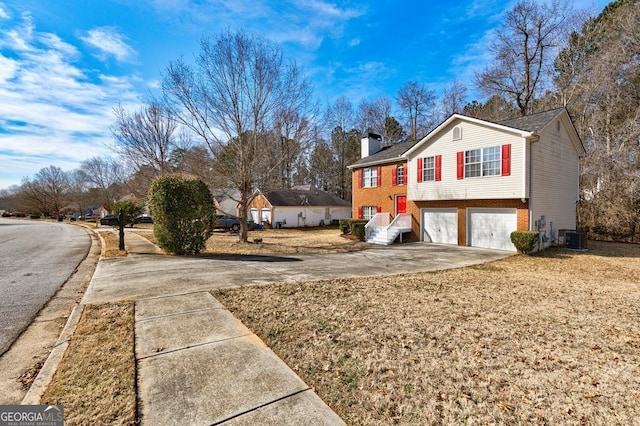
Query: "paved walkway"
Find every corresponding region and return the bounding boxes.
[75,231,511,424]
[97,232,346,425]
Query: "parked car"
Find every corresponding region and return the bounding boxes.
[135,215,153,224]
[213,215,241,232]
[100,215,119,226]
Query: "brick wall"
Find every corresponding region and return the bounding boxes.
[351,162,408,218]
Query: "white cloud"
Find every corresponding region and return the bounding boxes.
[0,10,142,188]
[0,3,9,20]
[79,26,137,63]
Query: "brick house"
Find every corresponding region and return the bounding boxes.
[247,185,351,228]
[349,108,586,251]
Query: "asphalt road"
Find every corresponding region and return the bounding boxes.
[0,218,90,355]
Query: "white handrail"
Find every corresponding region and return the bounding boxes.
[387,213,412,230]
[364,212,390,240]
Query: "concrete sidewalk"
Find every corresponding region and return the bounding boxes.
[96,231,345,425]
[52,230,510,424]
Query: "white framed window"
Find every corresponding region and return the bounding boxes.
[465,146,501,178]
[362,206,377,220]
[396,164,405,185]
[363,167,378,187]
[423,156,435,181]
[482,146,501,176]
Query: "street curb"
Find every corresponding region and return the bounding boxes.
[22,304,86,404]
[21,225,100,404]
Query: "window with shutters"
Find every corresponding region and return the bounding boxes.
[423,156,435,181]
[396,164,405,185]
[362,167,378,187]
[465,146,501,178]
[362,206,377,220]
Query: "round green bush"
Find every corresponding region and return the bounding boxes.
[510,231,539,254]
[148,175,216,255]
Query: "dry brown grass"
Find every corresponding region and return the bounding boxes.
[214,241,640,425]
[41,302,137,425]
[204,227,365,255]
[133,227,365,255]
[98,231,127,257]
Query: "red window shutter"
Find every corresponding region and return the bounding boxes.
[376,206,382,213]
[392,167,397,186]
[357,169,363,188]
[417,158,423,183]
[376,166,382,187]
[456,151,464,180]
[358,206,363,219]
[435,155,442,181]
[502,144,511,176]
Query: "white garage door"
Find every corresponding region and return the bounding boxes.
[468,208,517,251]
[422,208,458,244]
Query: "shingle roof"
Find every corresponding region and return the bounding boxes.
[349,139,420,168]
[498,107,566,132]
[260,188,351,207]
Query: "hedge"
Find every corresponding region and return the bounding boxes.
[510,231,539,254]
[148,175,216,255]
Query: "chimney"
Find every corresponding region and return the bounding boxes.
[361,133,382,159]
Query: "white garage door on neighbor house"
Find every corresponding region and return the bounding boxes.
[422,208,458,245]
[468,208,517,251]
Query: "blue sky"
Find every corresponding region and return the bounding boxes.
[0,0,608,190]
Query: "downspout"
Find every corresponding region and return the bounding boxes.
[527,134,539,231]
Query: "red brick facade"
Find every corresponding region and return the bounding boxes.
[351,162,408,219]
[352,163,530,245]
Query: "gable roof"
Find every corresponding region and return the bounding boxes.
[348,138,420,169]
[256,187,351,207]
[404,107,585,158]
[498,107,565,132]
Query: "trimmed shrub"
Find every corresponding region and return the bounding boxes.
[148,175,216,255]
[349,219,368,241]
[510,231,539,254]
[339,219,350,234]
[111,200,144,227]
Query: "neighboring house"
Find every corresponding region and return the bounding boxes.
[247,185,351,228]
[214,189,241,217]
[349,108,586,251]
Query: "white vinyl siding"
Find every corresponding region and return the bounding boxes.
[529,117,581,240]
[408,120,525,201]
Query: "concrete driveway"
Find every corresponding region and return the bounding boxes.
[83,233,512,305]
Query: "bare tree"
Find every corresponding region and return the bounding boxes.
[554,0,640,241]
[161,30,313,242]
[476,0,574,116]
[20,166,70,215]
[112,102,184,180]
[396,80,437,139]
[441,80,468,117]
[76,156,125,213]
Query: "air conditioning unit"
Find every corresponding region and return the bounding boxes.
[565,231,587,250]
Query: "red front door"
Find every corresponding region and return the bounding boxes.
[395,195,407,215]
